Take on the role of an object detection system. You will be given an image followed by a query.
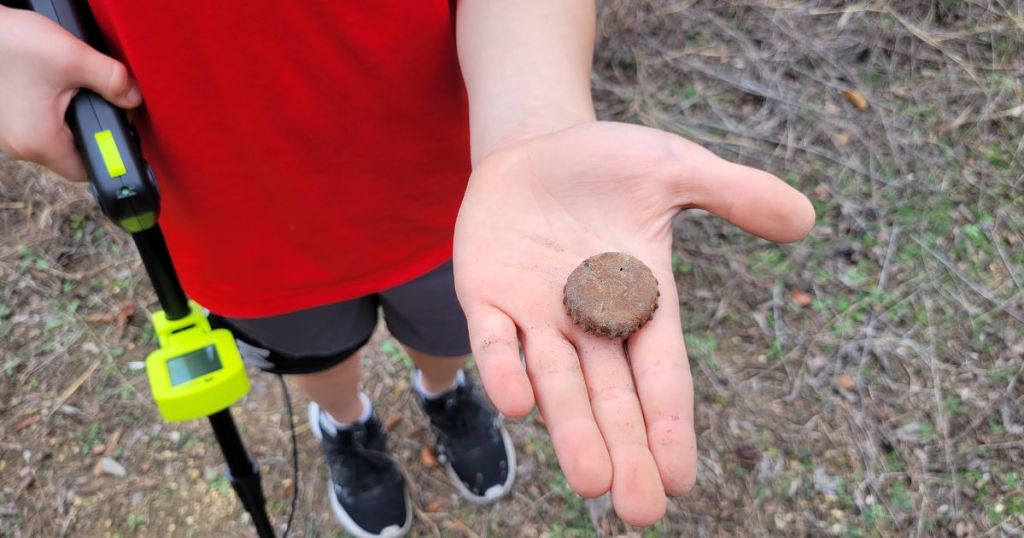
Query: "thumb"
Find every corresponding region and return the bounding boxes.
[65,43,142,109]
[681,146,816,243]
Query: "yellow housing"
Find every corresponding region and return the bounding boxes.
[146,302,249,422]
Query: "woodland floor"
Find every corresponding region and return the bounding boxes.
[2,1,1023,536]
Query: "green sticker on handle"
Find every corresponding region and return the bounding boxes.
[94,130,127,178]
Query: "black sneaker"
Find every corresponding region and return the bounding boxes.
[416,372,516,503]
[309,402,412,538]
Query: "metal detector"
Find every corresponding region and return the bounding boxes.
[26,0,278,535]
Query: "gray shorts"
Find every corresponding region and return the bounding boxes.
[209,260,470,375]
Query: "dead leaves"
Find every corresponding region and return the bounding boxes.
[84,301,136,339]
[115,302,135,339]
[790,289,813,307]
[13,414,39,432]
[14,467,35,500]
[424,496,446,513]
[420,446,438,468]
[91,426,124,457]
[281,478,295,499]
[84,312,115,323]
[383,411,403,432]
[735,445,762,470]
[833,374,857,391]
[841,89,869,110]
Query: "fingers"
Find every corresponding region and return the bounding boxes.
[522,328,612,498]
[0,9,140,180]
[464,304,534,417]
[678,142,815,243]
[3,118,87,181]
[626,265,697,497]
[574,335,667,526]
[64,42,142,109]
[43,124,88,181]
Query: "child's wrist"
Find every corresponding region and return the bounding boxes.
[472,106,596,167]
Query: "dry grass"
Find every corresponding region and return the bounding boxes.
[2,1,1023,537]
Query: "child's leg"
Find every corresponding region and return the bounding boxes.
[380,260,517,502]
[217,299,376,425]
[218,299,412,537]
[405,347,467,394]
[291,351,364,423]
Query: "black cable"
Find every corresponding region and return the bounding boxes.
[276,374,299,538]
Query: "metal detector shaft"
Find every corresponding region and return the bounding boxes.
[26,1,278,535]
[131,228,189,319]
[209,409,276,538]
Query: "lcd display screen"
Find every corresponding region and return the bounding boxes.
[167,344,222,386]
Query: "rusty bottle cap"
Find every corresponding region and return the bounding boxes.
[563,252,659,339]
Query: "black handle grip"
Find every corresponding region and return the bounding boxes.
[27,0,159,232]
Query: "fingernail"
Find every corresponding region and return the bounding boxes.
[126,86,142,104]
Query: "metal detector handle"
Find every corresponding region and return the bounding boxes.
[27,0,159,233]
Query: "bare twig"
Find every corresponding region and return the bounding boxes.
[45,362,100,420]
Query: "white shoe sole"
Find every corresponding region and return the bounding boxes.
[309,402,413,538]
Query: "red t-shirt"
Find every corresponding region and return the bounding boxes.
[88,1,471,318]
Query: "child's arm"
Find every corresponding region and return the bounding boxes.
[455,1,597,165]
[0,5,141,181]
[453,0,816,527]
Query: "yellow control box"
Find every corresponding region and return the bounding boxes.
[146,302,249,422]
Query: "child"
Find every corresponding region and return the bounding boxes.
[0,2,815,536]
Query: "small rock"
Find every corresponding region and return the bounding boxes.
[952,520,974,537]
[96,457,127,477]
[894,422,927,443]
[808,356,829,374]
[814,466,839,496]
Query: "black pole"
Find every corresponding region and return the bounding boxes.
[132,227,276,536]
[131,227,190,320]
[209,409,276,538]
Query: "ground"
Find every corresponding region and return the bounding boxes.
[2,1,1022,537]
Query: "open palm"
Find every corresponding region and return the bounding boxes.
[453,121,814,526]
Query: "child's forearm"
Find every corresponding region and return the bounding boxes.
[455,0,597,165]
